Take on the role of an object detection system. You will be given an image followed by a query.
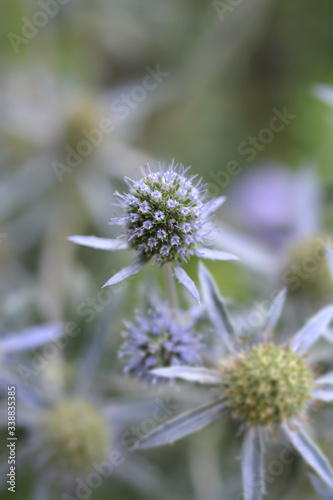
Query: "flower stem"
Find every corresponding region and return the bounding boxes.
[164,264,179,315]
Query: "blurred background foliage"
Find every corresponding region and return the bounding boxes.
[1,0,333,499]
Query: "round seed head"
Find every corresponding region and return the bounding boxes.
[222,344,313,427]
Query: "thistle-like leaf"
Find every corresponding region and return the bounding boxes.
[241,426,265,500]
[290,305,333,355]
[102,261,147,287]
[264,288,287,337]
[203,196,226,215]
[150,366,224,384]
[308,473,333,500]
[196,247,238,261]
[283,421,333,489]
[67,235,129,250]
[173,266,200,303]
[137,398,226,449]
[199,262,237,353]
[1,323,63,353]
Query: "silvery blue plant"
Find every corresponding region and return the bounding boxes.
[0,322,63,385]
[309,473,333,500]
[5,343,182,500]
[118,301,204,383]
[68,161,237,301]
[134,264,333,500]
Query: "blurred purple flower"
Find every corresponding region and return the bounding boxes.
[118,301,204,383]
[135,264,333,499]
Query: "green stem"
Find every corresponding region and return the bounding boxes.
[164,264,179,315]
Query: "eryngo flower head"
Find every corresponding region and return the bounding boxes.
[40,398,110,477]
[136,264,333,499]
[68,161,238,302]
[118,302,204,383]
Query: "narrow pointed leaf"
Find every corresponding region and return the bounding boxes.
[137,398,226,449]
[173,266,200,303]
[290,305,333,355]
[199,262,237,353]
[203,196,226,215]
[312,389,333,402]
[102,261,147,287]
[1,323,63,353]
[67,235,129,250]
[309,473,333,500]
[196,247,239,261]
[264,288,287,337]
[242,427,265,500]
[283,422,333,488]
[314,372,333,401]
[150,366,224,384]
[316,372,333,386]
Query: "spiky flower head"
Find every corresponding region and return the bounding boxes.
[136,265,333,499]
[68,161,237,301]
[222,343,313,426]
[118,302,204,382]
[113,162,215,265]
[39,398,110,477]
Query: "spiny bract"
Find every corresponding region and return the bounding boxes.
[222,343,313,426]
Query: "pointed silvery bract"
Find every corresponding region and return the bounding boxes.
[264,288,287,337]
[173,266,200,303]
[313,372,333,402]
[241,427,265,500]
[196,247,239,261]
[309,473,333,500]
[102,260,147,288]
[150,366,224,384]
[1,323,63,353]
[316,372,333,386]
[67,235,129,250]
[199,262,237,353]
[202,196,226,216]
[137,398,226,449]
[283,422,333,489]
[290,305,333,355]
[313,388,333,402]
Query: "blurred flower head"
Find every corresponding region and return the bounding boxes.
[118,301,204,383]
[136,264,333,499]
[39,398,111,478]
